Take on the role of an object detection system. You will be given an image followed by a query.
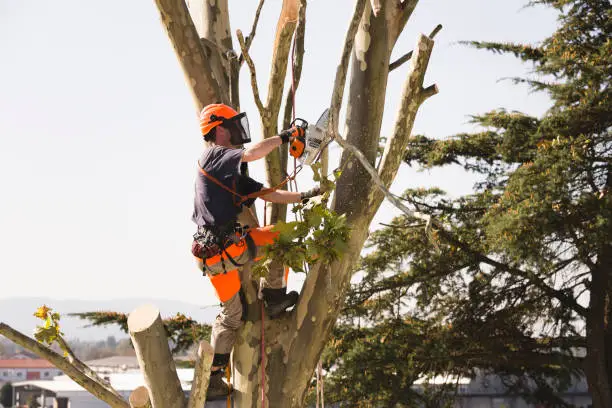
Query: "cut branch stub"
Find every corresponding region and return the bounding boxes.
[129,386,151,408]
[128,305,185,408]
[377,33,436,192]
[187,341,215,408]
[389,24,442,72]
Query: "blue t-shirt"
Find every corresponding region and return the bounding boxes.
[192,146,263,228]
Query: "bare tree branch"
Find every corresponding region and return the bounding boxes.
[264,0,300,125]
[282,0,307,176]
[187,341,215,408]
[386,0,420,46]
[262,0,300,225]
[128,305,186,408]
[420,83,439,103]
[378,33,436,190]
[154,0,224,111]
[0,323,130,408]
[398,0,419,36]
[237,29,266,117]
[389,24,442,72]
[55,335,124,400]
[196,0,234,102]
[282,0,307,130]
[328,0,368,138]
[239,0,266,66]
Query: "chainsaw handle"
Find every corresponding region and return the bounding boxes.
[290,118,308,130]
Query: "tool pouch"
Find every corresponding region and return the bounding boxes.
[192,227,222,259]
[191,223,247,261]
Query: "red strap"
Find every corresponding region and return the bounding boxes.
[199,167,246,200]
[199,165,302,206]
[261,301,266,408]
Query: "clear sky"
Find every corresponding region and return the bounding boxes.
[0,1,557,306]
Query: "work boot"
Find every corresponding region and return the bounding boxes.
[262,287,299,318]
[207,370,229,399]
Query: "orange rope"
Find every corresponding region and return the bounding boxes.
[261,301,266,408]
[226,360,232,408]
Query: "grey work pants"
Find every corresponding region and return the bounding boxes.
[210,260,287,355]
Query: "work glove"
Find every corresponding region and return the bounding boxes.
[300,185,324,202]
[279,126,305,144]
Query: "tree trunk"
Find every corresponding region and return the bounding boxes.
[3,1,437,406]
[154,0,224,112]
[187,0,236,107]
[148,1,435,406]
[262,0,300,224]
[228,2,435,406]
[585,244,612,408]
[128,305,186,408]
[188,341,215,408]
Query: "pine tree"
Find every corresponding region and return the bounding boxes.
[0,382,13,408]
[325,0,611,406]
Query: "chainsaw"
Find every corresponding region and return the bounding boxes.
[289,109,330,166]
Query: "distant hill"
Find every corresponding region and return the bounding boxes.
[0,297,220,341]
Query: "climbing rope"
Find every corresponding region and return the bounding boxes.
[316,360,325,408]
[261,301,266,407]
[226,360,232,408]
[259,277,267,408]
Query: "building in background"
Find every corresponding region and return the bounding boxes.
[12,369,231,408]
[0,359,62,382]
[413,372,592,408]
[85,356,140,374]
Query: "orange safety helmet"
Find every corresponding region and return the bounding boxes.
[200,104,239,136]
[199,103,252,145]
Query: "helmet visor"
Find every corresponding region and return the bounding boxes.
[223,112,251,145]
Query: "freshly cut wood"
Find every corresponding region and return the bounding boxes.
[128,304,186,408]
[129,386,151,408]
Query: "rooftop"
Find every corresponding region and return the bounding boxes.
[13,369,196,392]
[0,359,56,369]
[85,356,140,369]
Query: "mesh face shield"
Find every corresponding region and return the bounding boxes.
[211,112,251,145]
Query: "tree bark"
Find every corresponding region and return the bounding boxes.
[128,304,186,408]
[585,249,612,408]
[188,341,215,408]
[0,323,129,408]
[262,0,300,224]
[147,1,436,406]
[155,0,225,112]
[334,1,390,221]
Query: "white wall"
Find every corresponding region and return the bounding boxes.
[0,368,63,381]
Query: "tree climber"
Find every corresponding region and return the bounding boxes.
[191,103,323,398]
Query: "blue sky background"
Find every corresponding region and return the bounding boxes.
[0,1,557,305]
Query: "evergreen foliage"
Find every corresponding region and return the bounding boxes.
[322,0,610,406]
[70,311,211,354]
[0,382,12,408]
